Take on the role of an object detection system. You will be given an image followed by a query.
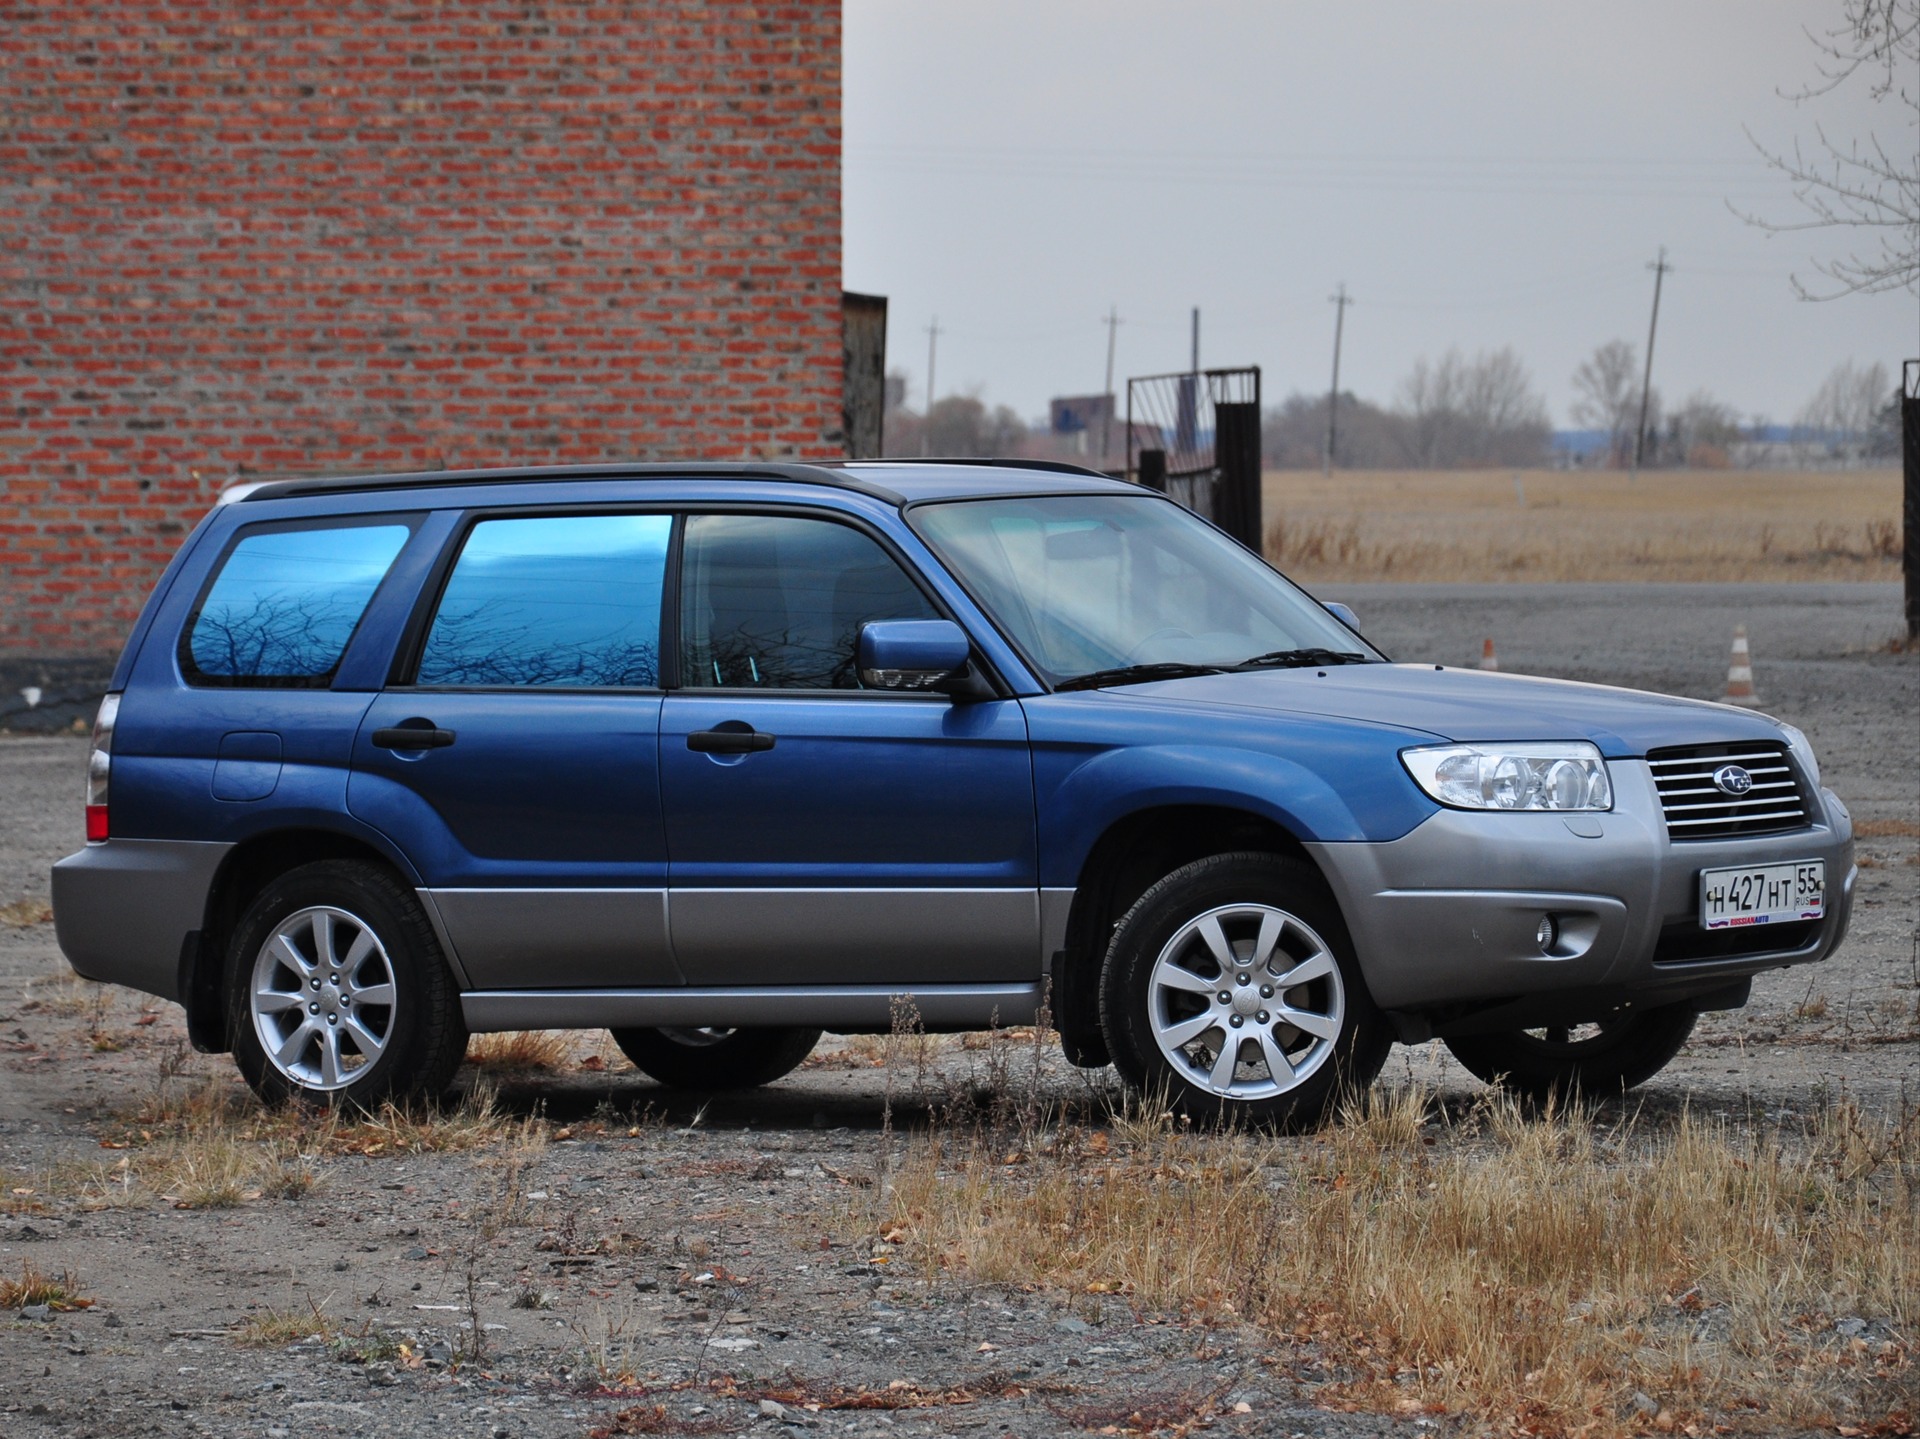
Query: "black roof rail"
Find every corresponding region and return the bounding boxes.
[237,461,902,504]
[839,456,1117,480]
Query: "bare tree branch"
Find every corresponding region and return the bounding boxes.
[1735,0,1920,298]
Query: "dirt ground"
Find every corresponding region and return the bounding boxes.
[1,582,1914,1439]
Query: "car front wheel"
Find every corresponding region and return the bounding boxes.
[1099,853,1390,1130]
[1443,1005,1698,1102]
[609,1026,822,1089]
[229,859,467,1108]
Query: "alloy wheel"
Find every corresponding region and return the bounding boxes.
[1146,902,1345,1100]
[249,905,398,1091]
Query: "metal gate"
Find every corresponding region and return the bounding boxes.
[1125,366,1263,551]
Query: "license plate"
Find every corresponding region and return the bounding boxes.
[1699,860,1825,930]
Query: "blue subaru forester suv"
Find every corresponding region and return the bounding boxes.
[52,460,1854,1126]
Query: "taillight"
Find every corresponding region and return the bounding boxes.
[85,693,119,843]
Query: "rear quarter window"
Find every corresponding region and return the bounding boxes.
[180,519,415,688]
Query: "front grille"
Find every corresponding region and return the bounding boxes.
[1646,741,1810,841]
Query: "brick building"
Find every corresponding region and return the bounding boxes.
[0,1,852,662]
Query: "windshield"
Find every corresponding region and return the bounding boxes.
[909,493,1381,686]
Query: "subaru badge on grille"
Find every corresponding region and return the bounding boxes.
[1711,763,1755,796]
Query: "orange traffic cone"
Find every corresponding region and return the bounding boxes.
[1477,638,1499,672]
[1723,626,1757,705]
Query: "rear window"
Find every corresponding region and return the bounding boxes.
[181,520,414,688]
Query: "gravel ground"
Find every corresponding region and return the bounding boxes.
[1,582,1915,1438]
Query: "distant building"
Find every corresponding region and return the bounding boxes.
[1050,394,1116,437]
[1047,394,1120,464]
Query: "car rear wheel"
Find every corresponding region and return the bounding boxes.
[1099,853,1390,1130]
[609,1025,822,1089]
[229,859,467,1109]
[1442,1004,1698,1102]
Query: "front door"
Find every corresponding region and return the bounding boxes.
[348,511,677,990]
[659,511,1038,987]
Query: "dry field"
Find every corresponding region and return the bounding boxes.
[1264,468,1903,584]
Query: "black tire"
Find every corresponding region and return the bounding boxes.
[1098,852,1391,1131]
[1442,1004,1698,1103]
[609,1026,822,1090]
[228,859,467,1109]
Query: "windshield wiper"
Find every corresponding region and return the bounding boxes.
[1233,648,1374,670]
[1056,661,1230,692]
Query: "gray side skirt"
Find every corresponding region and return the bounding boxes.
[462,983,1044,1034]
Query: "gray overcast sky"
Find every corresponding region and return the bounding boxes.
[843,0,1918,429]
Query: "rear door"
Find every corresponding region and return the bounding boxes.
[347,511,678,990]
[658,510,1039,986]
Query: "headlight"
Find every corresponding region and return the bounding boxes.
[1774,722,1821,791]
[1401,742,1613,812]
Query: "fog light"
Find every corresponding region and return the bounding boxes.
[1535,916,1558,953]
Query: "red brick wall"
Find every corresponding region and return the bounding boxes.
[0,1,844,656]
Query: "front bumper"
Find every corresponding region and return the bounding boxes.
[52,838,232,1002]
[1306,759,1854,1016]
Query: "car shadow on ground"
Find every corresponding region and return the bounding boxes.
[454,1065,1760,1138]
[460,1069,1112,1132]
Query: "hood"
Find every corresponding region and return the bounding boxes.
[1108,663,1788,758]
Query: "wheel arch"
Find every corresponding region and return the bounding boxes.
[1052,804,1333,1066]
[185,825,435,1054]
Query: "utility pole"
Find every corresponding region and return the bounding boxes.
[1101,305,1123,464]
[1631,248,1672,480]
[1325,283,1353,477]
[922,316,942,457]
[1173,307,1202,460]
[1903,361,1919,643]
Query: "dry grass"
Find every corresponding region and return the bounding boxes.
[120,1071,521,1157]
[235,1299,340,1347]
[3,1165,54,1214]
[51,1070,538,1212]
[21,971,109,1019]
[465,1029,576,1071]
[0,897,53,927]
[0,1261,92,1311]
[1855,819,1920,840]
[235,1301,403,1363]
[886,1088,1918,1436]
[1263,468,1902,583]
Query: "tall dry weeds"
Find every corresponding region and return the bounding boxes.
[885,1087,1917,1435]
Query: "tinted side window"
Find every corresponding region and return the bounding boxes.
[416,514,670,688]
[680,514,939,689]
[183,520,414,688]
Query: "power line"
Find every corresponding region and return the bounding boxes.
[1631,248,1672,479]
[1325,283,1354,477]
[846,143,1778,200]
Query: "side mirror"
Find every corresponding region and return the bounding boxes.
[858,620,972,692]
[1323,601,1361,631]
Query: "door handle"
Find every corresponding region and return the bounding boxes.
[687,728,776,754]
[372,721,457,751]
